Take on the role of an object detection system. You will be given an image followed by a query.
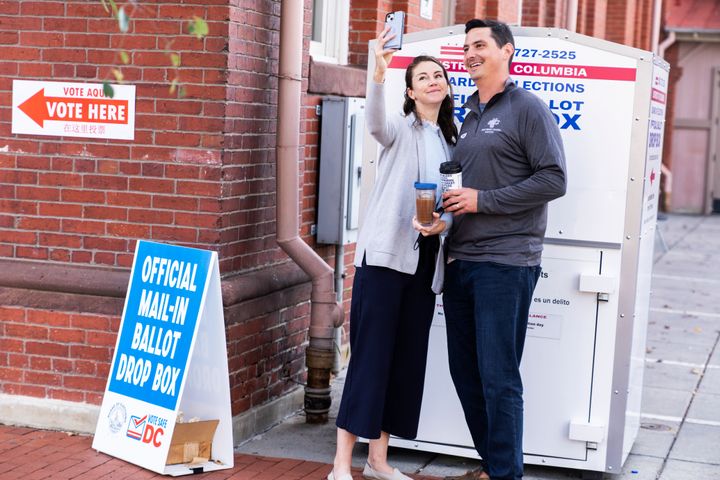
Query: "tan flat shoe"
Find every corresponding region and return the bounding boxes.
[328,471,354,480]
[363,462,413,480]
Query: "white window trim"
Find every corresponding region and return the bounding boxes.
[310,0,349,65]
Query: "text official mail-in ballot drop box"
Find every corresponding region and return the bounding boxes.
[93,241,234,476]
[360,27,668,475]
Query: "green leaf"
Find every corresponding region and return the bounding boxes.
[170,53,181,67]
[103,82,115,98]
[187,16,209,39]
[108,0,118,16]
[117,6,129,33]
[178,86,187,98]
[100,0,110,14]
[119,51,129,64]
[111,68,124,82]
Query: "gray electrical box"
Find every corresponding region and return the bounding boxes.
[316,96,364,245]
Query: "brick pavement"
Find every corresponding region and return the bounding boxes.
[0,425,441,480]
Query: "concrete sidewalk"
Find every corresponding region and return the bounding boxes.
[0,214,717,479]
[237,214,720,480]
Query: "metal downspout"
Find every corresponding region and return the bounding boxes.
[276,0,344,424]
[657,31,676,211]
[650,0,662,54]
[333,245,344,375]
[566,0,578,32]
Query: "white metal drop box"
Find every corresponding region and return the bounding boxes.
[360,26,668,475]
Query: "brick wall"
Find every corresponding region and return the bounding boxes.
[223,0,282,273]
[1,1,227,267]
[0,0,320,420]
[348,0,394,67]
[0,306,117,405]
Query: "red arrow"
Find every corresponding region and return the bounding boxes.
[18,88,129,127]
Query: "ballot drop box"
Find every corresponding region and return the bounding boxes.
[359,27,668,474]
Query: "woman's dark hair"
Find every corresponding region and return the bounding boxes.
[402,55,458,145]
[465,18,515,66]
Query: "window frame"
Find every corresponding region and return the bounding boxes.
[310,0,350,65]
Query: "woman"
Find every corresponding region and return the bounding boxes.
[328,28,457,480]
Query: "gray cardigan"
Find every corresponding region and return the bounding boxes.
[354,82,452,276]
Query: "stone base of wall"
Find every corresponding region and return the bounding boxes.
[0,387,304,445]
[0,258,313,441]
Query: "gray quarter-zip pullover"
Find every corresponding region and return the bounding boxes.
[448,79,567,266]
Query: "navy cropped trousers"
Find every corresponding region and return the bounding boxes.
[336,238,437,440]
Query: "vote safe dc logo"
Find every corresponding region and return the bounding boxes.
[126,413,167,447]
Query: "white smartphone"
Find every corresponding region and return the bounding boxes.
[384,11,405,50]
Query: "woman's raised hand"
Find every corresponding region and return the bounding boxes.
[374,26,397,83]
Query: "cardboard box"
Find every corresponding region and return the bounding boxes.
[166,420,219,465]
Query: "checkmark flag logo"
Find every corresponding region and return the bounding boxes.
[126,415,147,441]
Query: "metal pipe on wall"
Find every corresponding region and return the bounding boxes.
[276,0,344,424]
[517,0,523,26]
[651,0,662,54]
[333,246,344,375]
[566,0,578,32]
[657,30,676,212]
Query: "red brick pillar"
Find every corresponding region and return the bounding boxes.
[455,1,523,24]
[634,0,653,50]
[535,0,564,28]
[578,0,608,38]
[594,0,609,38]
[455,0,486,23]
[606,0,637,46]
[495,1,522,24]
[522,0,545,27]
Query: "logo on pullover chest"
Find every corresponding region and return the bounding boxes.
[481,117,502,134]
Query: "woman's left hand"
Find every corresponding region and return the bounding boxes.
[413,212,446,236]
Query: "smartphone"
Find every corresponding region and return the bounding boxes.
[384,11,405,50]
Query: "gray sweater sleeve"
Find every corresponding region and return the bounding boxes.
[366,81,401,147]
[476,98,567,214]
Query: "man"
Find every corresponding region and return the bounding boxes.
[441,19,567,480]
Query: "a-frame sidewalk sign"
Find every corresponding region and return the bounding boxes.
[93,240,233,476]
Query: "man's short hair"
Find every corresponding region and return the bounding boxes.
[465,19,515,66]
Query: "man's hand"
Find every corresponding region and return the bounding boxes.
[442,188,479,215]
[413,212,446,236]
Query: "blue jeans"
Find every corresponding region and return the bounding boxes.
[443,260,541,480]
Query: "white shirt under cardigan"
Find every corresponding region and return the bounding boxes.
[420,120,448,207]
[353,81,453,277]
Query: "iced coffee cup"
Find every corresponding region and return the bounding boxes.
[414,182,437,227]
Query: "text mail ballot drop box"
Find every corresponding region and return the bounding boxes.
[359,27,668,475]
[93,241,233,476]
